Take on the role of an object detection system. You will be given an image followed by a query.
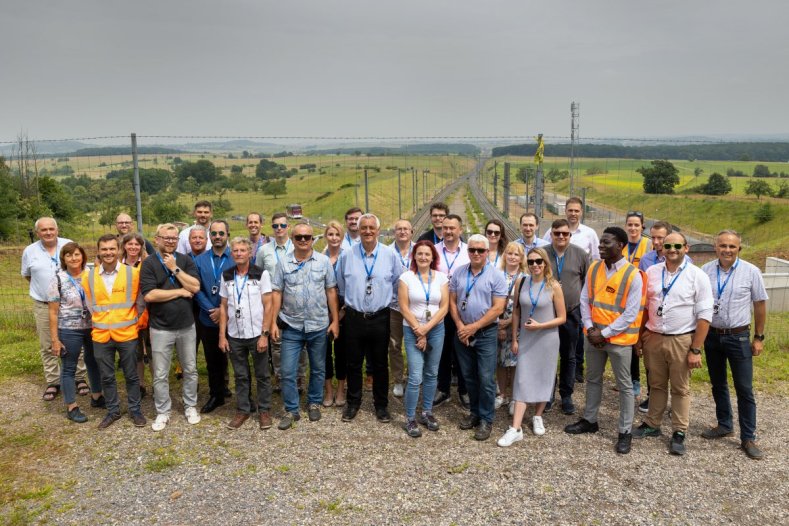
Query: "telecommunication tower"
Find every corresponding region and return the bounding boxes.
[569,101,580,195]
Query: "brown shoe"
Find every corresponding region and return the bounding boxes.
[741,440,764,460]
[227,412,250,429]
[258,412,273,430]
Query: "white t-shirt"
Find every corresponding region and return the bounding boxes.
[398,270,448,325]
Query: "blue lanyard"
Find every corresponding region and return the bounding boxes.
[554,253,565,278]
[210,252,227,283]
[443,245,461,274]
[234,271,249,305]
[41,244,58,267]
[288,258,308,274]
[627,241,638,263]
[360,243,379,279]
[274,241,292,264]
[419,270,432,305]
[464,264,487,299]
[716,259,739,300]
[66,273,87,306]
[528,276,546,318]
[155,253,177,286]
[507,272,522,297]
[661,264,686,300]
[397,242,413,269]
[491,251,500,267]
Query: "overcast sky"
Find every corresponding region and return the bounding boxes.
[2,0,788,143]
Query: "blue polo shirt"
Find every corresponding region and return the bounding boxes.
[194,247,233,327]
[449,263,508,325]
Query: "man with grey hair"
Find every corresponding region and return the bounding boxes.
[449,234,507,440]
[187,226,208,259]
[388,218,415,397]
[700,230,768,460]
[21,217,86,401]
[336,213,403,423]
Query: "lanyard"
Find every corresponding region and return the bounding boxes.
[419,270,432,305]
[627,241,639,263]
[274,240,292,264]
[442,245,461,274]
[289,258,308,274]
[554,253,565,279]
[464,264,487,299]
[491,251,500,267]
[155,253,177,286]
[661,264,686,301]
[716,259,739,300]
[345,232,359,247]
[360,243,379,279]
[234,271,249,305]
[528,276,546,318]
[397,242,413,269]
[66,273,87,306]
[507,272,521,297]
[41,243,58,267]
[210,252,228,283]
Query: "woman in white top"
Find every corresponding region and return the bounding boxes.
[322,220,347,407]
[398,240,449,438]
[495,241,527,414]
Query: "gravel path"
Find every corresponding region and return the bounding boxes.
[3,376,787,525]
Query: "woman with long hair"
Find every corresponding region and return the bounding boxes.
[120,232,151,396]
[120,232,148,267]
[322,220,347,407]
[398,240,449,437]
[495,241,527,415]
[485,219,508,267]
[498,247,566,446]
[47,242,103,422]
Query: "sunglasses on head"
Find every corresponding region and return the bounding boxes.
[627,210,644,220]
[527,258,545,266]
[485,229,501,236]
[468,247,487,254]
[663,243,685,250]
[210,231,226,237]
[293,234,312,242]
[552,231,571,238]
[272,223,288,229]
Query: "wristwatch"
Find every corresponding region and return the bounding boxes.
[174,267,181,274]
[263,330,270,337]
[753,334,765,341]
[689,347,702,355]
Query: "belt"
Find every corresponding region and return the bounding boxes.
[345,307,390,320]
[478,322,498,332]
[709,325,750,336]
[649,329,695,337]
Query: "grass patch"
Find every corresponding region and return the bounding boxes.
[144,447,182,473]
[447,461,470,474]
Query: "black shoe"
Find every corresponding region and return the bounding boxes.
[433,391,449,407]
[474,421,492,441]
[130,412,147,427]
[564,418,599,435]
[459,393,470,411]
[417,412,440,432]
[638,398,649,414]
[459,414,481,430]
[405,419,422,438]
[90,395,106,409]
[341,405,359,422]
[741,440,764,460]
[561,397,576,415]
[632,422,662,438]
[67,407,87,424]
[98,413,122,430]
[669,431,686,455]
[200,396,225,414]
[544,400,553,412]
[375,407,391,423]
[616,432,632,454]
[701,425,734,439]
[307,404,322,422]
[575,374,585,384]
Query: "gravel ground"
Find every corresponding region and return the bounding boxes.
[2,375,787,525]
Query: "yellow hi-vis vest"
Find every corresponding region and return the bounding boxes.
[621,236,650,266]
[585,260,646,346]
[83,264,141,343]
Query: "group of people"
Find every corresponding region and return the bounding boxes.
[22,196,767,459]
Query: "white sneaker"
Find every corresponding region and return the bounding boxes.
[494,395,504,410]
[392,383,404,398]
[185,406,201,425]
[532,416,546,436]
[497,426,524,447]
[508,400,515,416]
[151,413,169,432]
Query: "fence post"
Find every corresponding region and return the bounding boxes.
[364,169,369,213]
[493,164,498,207]
[503,162,510,219]
[131,133,143,231]
[398,169,402,219]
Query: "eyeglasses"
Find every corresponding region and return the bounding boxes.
[527,258,545,266]
[485,229,501,236]
[293,234,313,242]
[552,231,571,238]
[663,243,685,250]
[116,221,132,225]
[431,213,446,219]
[272,223,288,230]
[468,247,487,254]
[210,231,226,237]
[157,235,179,243]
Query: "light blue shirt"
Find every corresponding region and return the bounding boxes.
[337,242,403,313]
[388,240,414,311]
[340,232,361,252]
[271,250,337,332]
[255,239,293,275]
[701,258,768,329]
[516,237,550,250]
[21,238,73,302]
[449,263,508,325]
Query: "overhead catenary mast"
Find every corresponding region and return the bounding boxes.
[569,101,579,195]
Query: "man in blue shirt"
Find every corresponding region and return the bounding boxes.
[336,213,404,423]
[516,212,550,251]
[194,220,234,413]
[449,234,507,441]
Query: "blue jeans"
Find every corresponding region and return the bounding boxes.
[280,324,327,414]
[705,332,757,441]
[454,324,498,424]
[403,324,445,420]
[59,328,102,405]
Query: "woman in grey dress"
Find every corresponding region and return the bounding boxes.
[497,247,566,447]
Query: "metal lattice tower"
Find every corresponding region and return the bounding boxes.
[569,101,580,195]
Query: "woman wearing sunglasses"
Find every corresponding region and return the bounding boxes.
[484,220,508,267]
[495,242,527,415]
[498,247,566,446]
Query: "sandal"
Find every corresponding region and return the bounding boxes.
[76,380,90,396]
[42,385,60,401]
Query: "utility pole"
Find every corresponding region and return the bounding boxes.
[503,162,510,218]
[131,133,143,231]
[397,169,402,219]
[493,162,498,207]
[535,133,545,220]
[364,169,369,213]
[570,101,579,195]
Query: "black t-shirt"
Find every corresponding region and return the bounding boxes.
[140,252,200,330]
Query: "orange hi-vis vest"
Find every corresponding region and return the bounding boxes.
[585,260,646,346]
[621,236,650,266]
[82,263,142,343]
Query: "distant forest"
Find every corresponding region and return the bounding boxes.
[61,146,185,157]
[307,143,481,156]
[492,142,789,162]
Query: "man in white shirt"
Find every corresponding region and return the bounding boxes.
[543,197,600,259]
[633,232,713,456]
[176,200,213,255]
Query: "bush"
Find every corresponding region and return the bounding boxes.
[700,173,732,195]
[586,166,607,175]
[754,203,773,224]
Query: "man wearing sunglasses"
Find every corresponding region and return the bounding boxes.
[270,223,340,430]
[449,234,507,441]
[700,230,767,460]
[634,232,713,456]
[336,214,404,423]
[566,227,645,454]
[176,200,213,255]
[544,219,590,414]
[194,220,235,413]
